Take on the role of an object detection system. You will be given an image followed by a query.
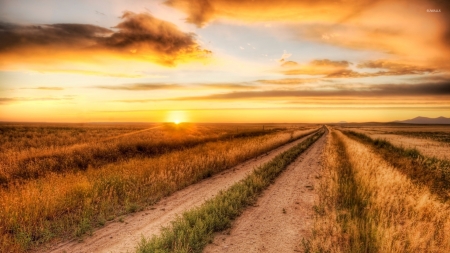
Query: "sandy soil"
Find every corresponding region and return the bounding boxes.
[203,131,327,253]
[39,132,317,253]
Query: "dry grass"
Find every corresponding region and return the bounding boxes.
[0,123,317,252]
[340,125,450,161]
[340,131,450,252]
[308,128,450,252]
[0,123,302,185]
[344,130,450,201]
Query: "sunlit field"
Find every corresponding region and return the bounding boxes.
[0,122,319,252]
[307,125,450,252]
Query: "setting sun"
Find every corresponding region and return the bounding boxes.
[0,1,449,252]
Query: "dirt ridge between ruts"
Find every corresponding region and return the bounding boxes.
[204,130,328,253]
[38,132,318,253]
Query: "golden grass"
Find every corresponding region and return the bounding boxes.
[308,128,450,252]
[340,130,450,252]
[0,123,302,184]
[306,128,342,252]
[0,126,317,252]
[342,126,450,161]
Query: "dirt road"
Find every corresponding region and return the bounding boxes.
[203,131,327,253]
[41,132,317,253]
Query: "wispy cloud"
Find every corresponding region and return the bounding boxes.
[0,97,74,104]
[167,80,450,100]
[280,59,438,78]
[94,84,183,90]
[20,87,65,90]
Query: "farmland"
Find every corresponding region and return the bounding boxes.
[1,122,450,253]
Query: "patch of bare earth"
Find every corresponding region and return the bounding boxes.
[38,132,316,253]
[203,131,327,253]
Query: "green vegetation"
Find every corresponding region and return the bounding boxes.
[343,130,450,200]
[137,129,324,253]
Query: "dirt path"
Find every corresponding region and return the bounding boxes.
[40,132,317,253]
[203,131,327,253]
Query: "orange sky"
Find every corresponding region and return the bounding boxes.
[0,0,449,123]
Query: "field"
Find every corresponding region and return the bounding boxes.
[0,122,319,252]
[1,122,450,253]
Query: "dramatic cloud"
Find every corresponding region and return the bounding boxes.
[0,12,211,68]
[165,0,377,27]
[167,0,449,69]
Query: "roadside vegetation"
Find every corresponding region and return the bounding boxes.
[343,130,450,200]
[0,123,318,252]
[307,128,450,252]
[137,129,325,253]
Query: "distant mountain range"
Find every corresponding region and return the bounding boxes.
[395,116,450,124]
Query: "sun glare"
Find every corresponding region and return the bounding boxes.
[174,120,180,124]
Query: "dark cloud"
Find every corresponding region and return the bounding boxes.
[0,12,211,66]
[0,22,112,52]
[101,12,211,63]
[94,83,183,91]
[168,80,450,100]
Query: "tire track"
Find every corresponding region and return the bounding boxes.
[204,130,327,253]
[40,132,318,253]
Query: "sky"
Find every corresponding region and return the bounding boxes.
[0,0,449,123]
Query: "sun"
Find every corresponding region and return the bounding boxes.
[174,120,181,125]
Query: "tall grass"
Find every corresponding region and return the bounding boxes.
[0,124,291,185]
[306,129,378,253]
[343,130,450,200]
[137,129,325,253]
[308,128,450,252]
[0,128,318,252]
[390,131,450,143]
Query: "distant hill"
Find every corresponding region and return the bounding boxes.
[395,116,450,124]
